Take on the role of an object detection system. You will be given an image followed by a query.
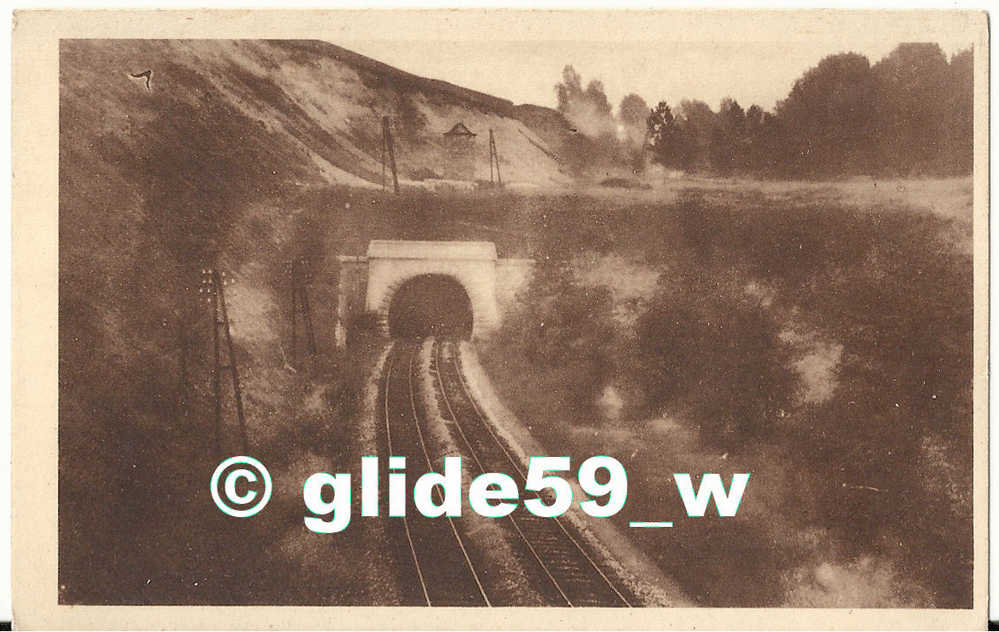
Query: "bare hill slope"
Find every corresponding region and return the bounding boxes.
[61,39,569,191]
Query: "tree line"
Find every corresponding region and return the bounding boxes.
[557,43,973,179]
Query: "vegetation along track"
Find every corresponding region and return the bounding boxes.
[431,338,635,607]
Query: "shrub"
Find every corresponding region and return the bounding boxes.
[346,311,382,346]
[636,272,797,442]
[409,166,441,181]
[502,261,618,418]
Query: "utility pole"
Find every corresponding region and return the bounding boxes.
[382,115,399,194]
[201,267,249,457]
[489,128,503,187]
[289,257,317,366]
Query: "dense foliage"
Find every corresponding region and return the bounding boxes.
[486,189,973,606]
[649,44,974,178]
[557,44,974,178]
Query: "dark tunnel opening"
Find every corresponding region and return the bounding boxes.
[388,274,474,340]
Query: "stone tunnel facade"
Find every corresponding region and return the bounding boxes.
[335,240,533,345]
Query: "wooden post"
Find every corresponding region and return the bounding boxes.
[382,116,399,194]
[291,260,298,365]
[301,284,317,355]
[489,129,502,186]
[216,269,249,455]
[204,267,249,457]
[289,258,317,365]
[211,274,222,456]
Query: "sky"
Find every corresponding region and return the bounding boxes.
[339,38,974,114]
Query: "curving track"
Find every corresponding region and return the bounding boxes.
[378,338,635,607]
[433,339,633,607]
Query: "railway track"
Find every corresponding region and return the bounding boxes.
[432,339,634,607]
[381,342,490,606]
[379,339,635,607]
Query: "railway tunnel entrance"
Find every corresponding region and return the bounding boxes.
[388,274,473,339]
[334,240,535,346]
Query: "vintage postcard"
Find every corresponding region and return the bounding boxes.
[11,8,989,630]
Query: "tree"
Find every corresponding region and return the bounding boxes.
[553,65,620,173]
[745,104,765,132]
[647,101,691,171]
[745,104,779,174]
[942,49,973,174]
[638,42,972,179]
[676,99,716,171]
[743,104,768,172]
[619,93,650,128]
[776,52,876,176]
[618,93,650,171]
[709,98,748,174]
[555,65,584,114]
[584,79,613,119]
[871,43,949,175]
[555,65,615,137]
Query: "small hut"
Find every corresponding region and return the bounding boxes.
[442,122,477,181]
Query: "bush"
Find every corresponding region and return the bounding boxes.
[408,166,441,181]
[598,177,649,189]
[346,311,382,346]
[484,187,972,606]
[501,262,617,419]
[636,272,797,442]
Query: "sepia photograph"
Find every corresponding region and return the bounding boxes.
[11,8,989,630]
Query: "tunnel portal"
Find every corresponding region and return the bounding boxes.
[387,274,474,340]
[334,240,535,346]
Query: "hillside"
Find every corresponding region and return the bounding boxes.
[58,39,576,603]
[61,39,570,191]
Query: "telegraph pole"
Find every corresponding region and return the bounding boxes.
[200,267,249,457]
[489,128,503,187]
[289,257,317,366]
[382,116,399,194]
